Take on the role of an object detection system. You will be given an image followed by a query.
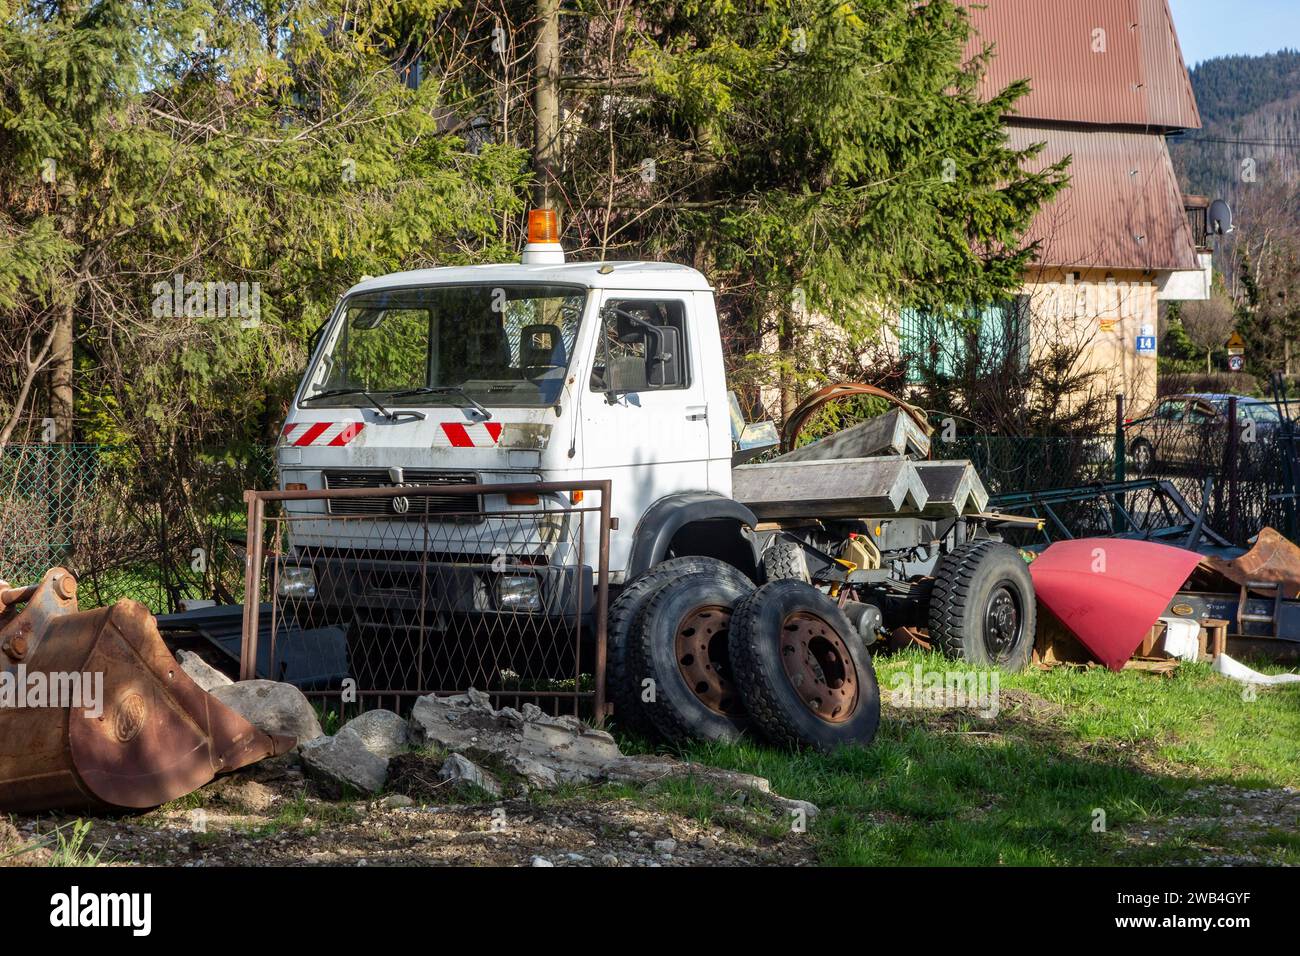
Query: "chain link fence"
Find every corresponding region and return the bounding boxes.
[0,443,270,611]
[944,418,1291,549]
[1132,418,1291,547]
[938,433,1117,497]
[1,416,1292,682]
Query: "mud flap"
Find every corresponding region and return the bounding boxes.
[0,569,294,812]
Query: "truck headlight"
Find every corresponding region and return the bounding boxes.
[497,575,541,612]
[278,566,317,599]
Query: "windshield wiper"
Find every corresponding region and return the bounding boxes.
[301,388,400,420]
[389,386,493,421]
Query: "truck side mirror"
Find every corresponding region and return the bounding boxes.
[647,326,681,388]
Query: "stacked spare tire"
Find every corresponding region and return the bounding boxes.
[607,557,882,752]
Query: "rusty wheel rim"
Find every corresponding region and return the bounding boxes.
[674,604,743,716]
[779,611,859,723]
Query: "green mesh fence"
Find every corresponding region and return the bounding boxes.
[940,429,1288,549]
[0,443,273,613]
[935,433,1117,497]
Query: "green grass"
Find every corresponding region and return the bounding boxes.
[628,649,1300,866]
[0,820,109,867]
[245,793,362,837]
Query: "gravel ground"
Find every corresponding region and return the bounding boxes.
[1117,784,1300,865]
[3,763,814,868]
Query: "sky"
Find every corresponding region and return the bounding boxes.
[1168,0,1300,66]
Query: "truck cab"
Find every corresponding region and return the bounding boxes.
[277,222,755,591]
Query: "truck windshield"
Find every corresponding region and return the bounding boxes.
[303,284,587,408]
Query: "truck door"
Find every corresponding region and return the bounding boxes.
[579,292,711,502]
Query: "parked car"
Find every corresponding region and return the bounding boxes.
[1125,393,1287,474]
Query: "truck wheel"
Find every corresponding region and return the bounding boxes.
[727,580,880,752]
[607,557,751,738]
[928,540,1035,671]
[631,562,756,744]
[761,539,811,583]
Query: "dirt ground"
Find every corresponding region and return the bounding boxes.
[1115,783,1300,866]
[3,760,814,867]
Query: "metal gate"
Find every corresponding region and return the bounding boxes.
[239,481,611,716]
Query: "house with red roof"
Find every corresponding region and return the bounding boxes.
[900,0,1211,417]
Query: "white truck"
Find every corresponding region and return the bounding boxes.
[273,211,1035,751]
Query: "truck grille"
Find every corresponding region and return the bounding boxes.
[321,469,480,519]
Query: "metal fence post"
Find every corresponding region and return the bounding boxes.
[594,480,612,719]
[239,491,263,681]
[1227,395,1240,546]
[1113,393,1126,532]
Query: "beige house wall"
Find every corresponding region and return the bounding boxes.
[1022,267,1160,417]
[750,267,1163,424]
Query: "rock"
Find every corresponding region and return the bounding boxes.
[299,710,419,795]
[497,706,525,727]
[654,838,678,856]
[176,650,234,692]
[769,796,821,821]
[338,709,409,758]
[301,732,389,794]
[604,755,772,797]
[466,688,495,711]
[438,753,502,797]
[210,680,322,744]
[600,853,619,866]
[379,794,414,809]
[510,755,559,790]
[408,693,488,751]
[408,690,622,786]
[531,856,554,867]
[521,703,544,721]
[405,688,817,818]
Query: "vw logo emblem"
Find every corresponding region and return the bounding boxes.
[391,495,410,514]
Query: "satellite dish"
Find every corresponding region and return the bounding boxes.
[1208,198,1233,236]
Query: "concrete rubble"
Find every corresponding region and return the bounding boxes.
[241,683,818,812]
[437,753,502,796]
[209,679,323,743]
[176,649,234,693]
[404,688,819,817]
[301,708,410,795]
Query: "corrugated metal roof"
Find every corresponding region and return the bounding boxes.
[958,0,1200,130]
[1007,124,1200,270]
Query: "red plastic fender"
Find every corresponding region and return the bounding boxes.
[1028,538,1202,670]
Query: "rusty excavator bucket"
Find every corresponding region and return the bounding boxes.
[0,568,294,813]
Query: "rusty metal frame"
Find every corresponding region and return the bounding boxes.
[780,381,932,453]
[241,481,613,716]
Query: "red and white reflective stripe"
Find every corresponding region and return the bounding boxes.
[435,422,503,447]
[281,421,365,446]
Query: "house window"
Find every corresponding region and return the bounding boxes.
[899,298,1029,383]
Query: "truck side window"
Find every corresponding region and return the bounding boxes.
[589,298,689,393]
